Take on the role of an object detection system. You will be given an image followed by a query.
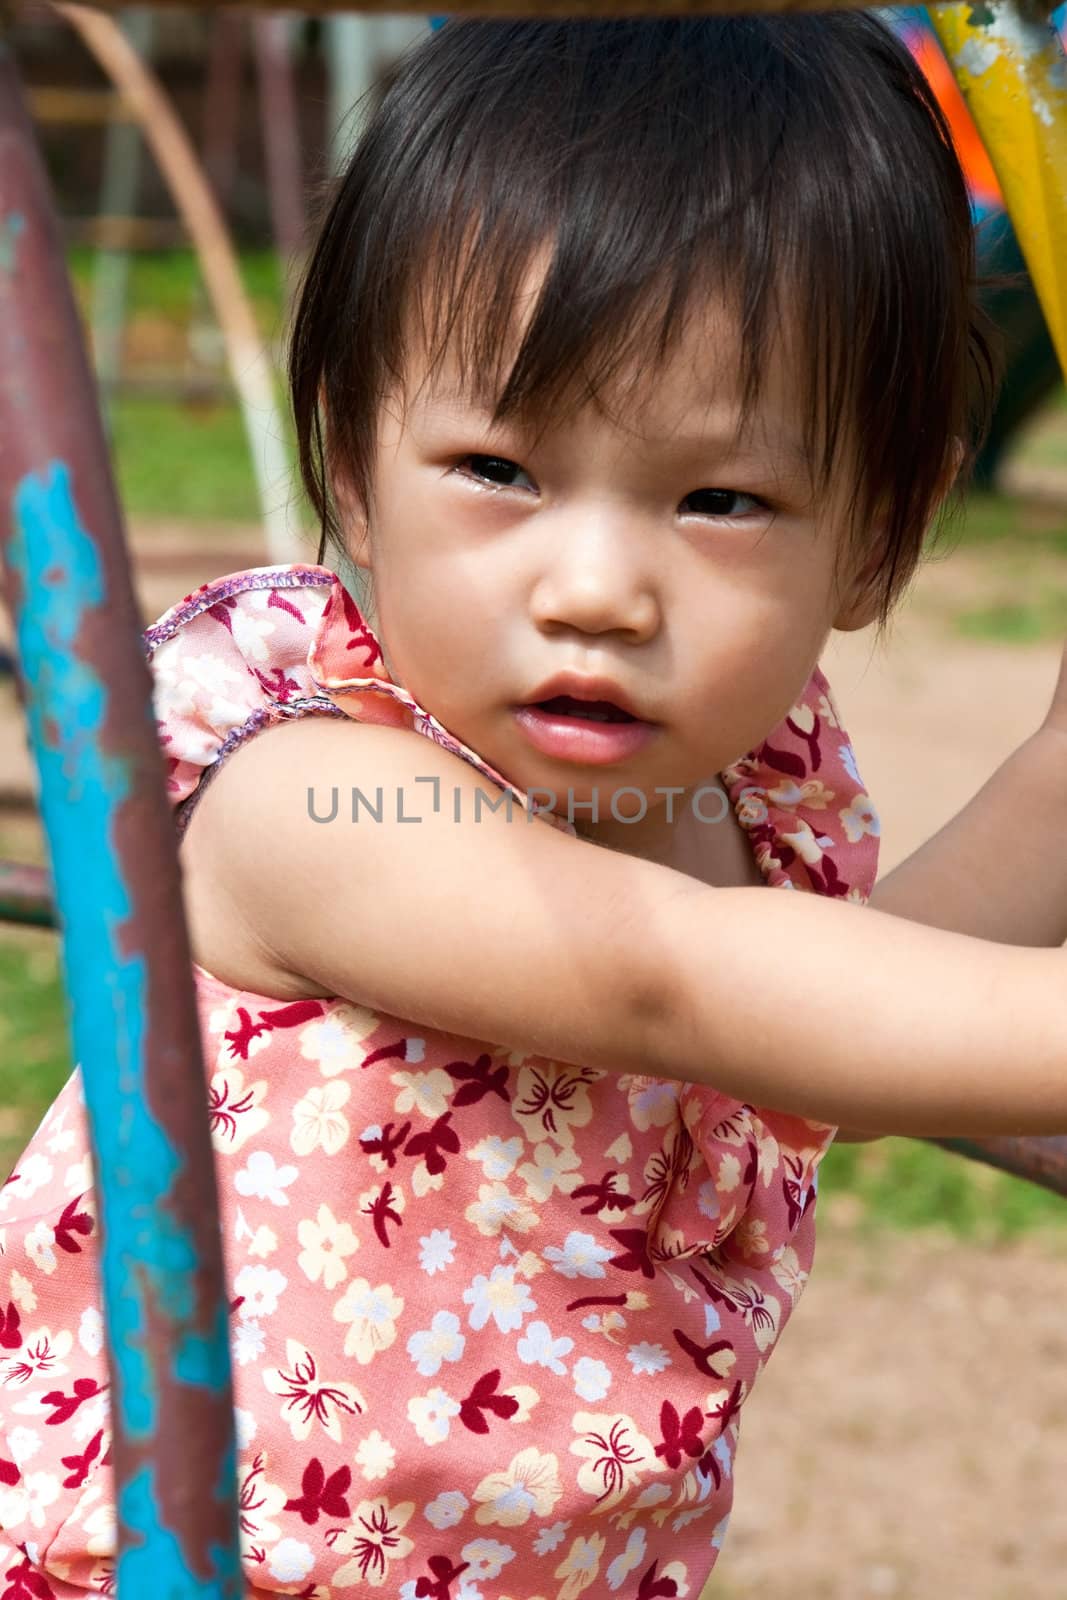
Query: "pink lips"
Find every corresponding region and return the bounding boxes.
[512,703,659,765]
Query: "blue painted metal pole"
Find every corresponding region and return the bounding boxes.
[0,37,242,1599]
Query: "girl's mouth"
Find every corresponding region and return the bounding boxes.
[512,697,659,766]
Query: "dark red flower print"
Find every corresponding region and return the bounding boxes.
[748,820,796,871]
[806,854,850,898]
[706,1379,746,1432]
[606,1227,656,1279]
[253,664,303,703]
[785,710,822,771]
[54,1195,93,1254]
[673,1329,735,1381]
[205,595,238,632]
[415,1554,471,1599]
[565,1292,627,1314]
[362,1182,403,1247]
[208,1077,258,1142]
[444,1053,510,1108]
[2,1548,56,1599]
[359,1121,411,1168]
[571,1171,635,1216]
[60,1428,103,1490]
[40,1376,104,1426]
[404,1112,460,1176]
[782,1151,815,1230]
[284,1458,352,1525]
[636,1560,680,1598]
[0,1459,19,1487]
[458,1369,519,1435]
[641,1128,695,1214]
[362,1039,409,1071]
[339,586,383,668]
[512,1063,599,1140]
[655,1401,706,1470]
[266,588,308,624]
[757,738,807,779]
[223,1000,325,1061]
[0,1303,21,1350]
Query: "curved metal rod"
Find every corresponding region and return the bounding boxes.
[0,43,242,1597]
[55,0,303,564]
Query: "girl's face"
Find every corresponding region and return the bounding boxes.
[343,274,881,851]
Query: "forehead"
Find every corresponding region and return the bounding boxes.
[403,277,806,458]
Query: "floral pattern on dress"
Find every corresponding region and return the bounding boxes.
[0,566,879,1598]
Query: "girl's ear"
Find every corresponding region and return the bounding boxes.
[832,547,884,634]
[331,468,372,572]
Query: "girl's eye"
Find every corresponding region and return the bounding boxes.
[454,454,535,493]
[683,488,766,519]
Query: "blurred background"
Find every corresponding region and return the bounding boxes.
[0,7,1066,1595]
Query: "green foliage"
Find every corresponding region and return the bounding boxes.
[0,936,72,1173]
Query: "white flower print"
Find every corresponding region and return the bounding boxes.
[516,1321,573,1376]
[232,1318,266,1367]
[544,1231,612,1280]
[268,1538,315,1583]
[407,1388,460,1446]
[297,1202,359,1291]
[238,1452,287,1552]
[839,790,880,843]
[4,1155,52,1202]
[24,1221,57,1275]
[234,1150,299,1206]
[234,1408,257,1449]
[208,1064,270,1150]
[2,1327,72,1385]
[333,1278,404,1364]
[516,1141,581,1202]
[8,1272,37,1314]
[464,1182,538,1238]
[572,1357,612,1402]
[623,1077,679,1131]
[472,1447,563,1527]
[78,1307,104,1357]
[290,1080,351,1156]
[459,1537,516,1582]
[770,1244,808,1305]
[299,1005,378,1076]
[511,1062,599,1147]
[6,1428,40,1466]
[467,1135,522,1180]
[570,1412,660,1510]
[330,1498,417,1588]
[390,1068,453,1119]
[233,1264,287,1318]
[838,740,862,782]
[424,1490,469,1530]
[627,1342,672,1376]
[554,1532,606,1599]
[418,1229,456,1275]
[262,1339,366,1441]
[463,1266,535,1334]
[355,1430,396,1482]
[406,1309,466,1377]
[606,1526,647,1589]
[533,1520,569,1555]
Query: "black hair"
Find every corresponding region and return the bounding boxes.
[290,15,1000,633]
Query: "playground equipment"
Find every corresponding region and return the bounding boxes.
[0,2,1066,1593]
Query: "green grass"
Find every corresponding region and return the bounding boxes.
[0,928,1064,1240]
[66,246,286,327]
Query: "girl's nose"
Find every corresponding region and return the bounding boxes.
[528,517,661,641]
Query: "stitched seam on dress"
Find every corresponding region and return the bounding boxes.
[174,696,346,840]
[143,565,336,656]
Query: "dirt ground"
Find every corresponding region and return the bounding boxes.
[3,521,1067,1597]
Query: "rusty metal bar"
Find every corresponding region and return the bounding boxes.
[0,860,55,927]
[932,1136,1067,1196]
[0,36,242,1600]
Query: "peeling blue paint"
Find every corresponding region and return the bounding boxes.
[8,461,240,1595]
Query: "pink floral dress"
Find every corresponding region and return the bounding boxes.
[0,565,880,1600]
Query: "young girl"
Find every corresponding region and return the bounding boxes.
[2,15,1066,1599]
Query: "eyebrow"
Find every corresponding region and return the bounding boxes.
[415,388,809,468]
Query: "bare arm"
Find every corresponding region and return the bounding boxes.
[191,715,1067,1140]
[870,646,1067,947]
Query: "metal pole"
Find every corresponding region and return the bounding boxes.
[0,38,242,1598]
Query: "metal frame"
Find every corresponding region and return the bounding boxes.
[0,3,1065,1592]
